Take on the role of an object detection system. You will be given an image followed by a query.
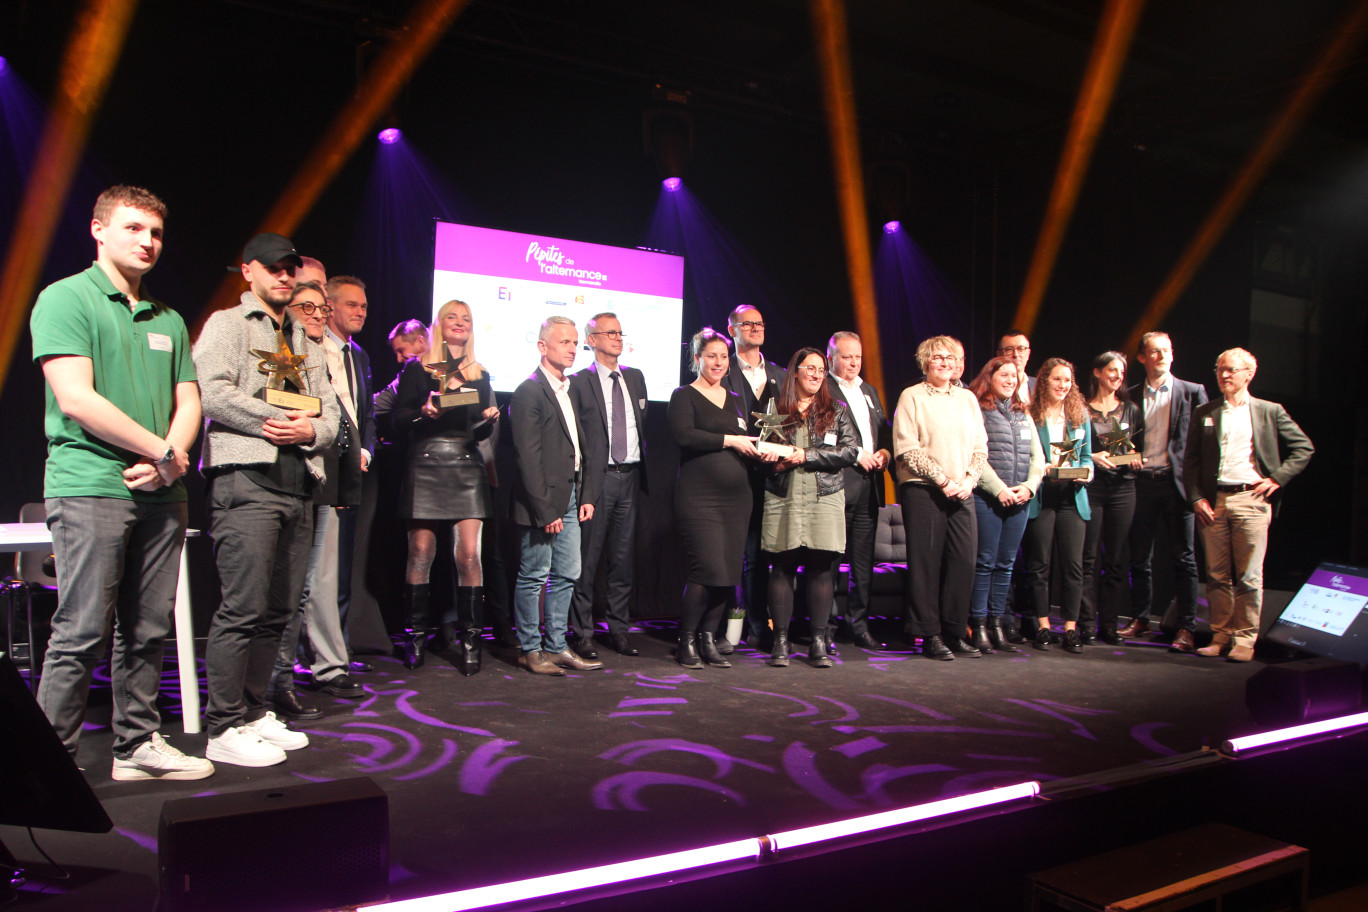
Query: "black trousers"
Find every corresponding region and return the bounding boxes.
[1023,481,1086,623]
[569,467,640,636]
[837,474,879,635]
[1128,471,1199,630]
[900,483,976,639]
[1081,471,1136,630]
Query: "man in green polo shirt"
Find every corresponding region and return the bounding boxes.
[30,185,212,781]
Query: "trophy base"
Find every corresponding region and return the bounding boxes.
[261,388,321,412]
[1049,466,1091,480]
[437,389,481,409]
[1109,452,1143,466]
[753,439,797,459]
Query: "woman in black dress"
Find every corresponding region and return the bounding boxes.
[666,327,775,669]
[394,299,500,672]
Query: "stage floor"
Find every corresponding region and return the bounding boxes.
[2,608,1291,912]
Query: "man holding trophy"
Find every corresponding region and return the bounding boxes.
[194,233,339,767]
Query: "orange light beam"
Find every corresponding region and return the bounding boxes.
[810,0,885,403]
[0,0,141,396]
[1125,0,1368,355]
[1013,0,1146,337]
[194,0,471,333]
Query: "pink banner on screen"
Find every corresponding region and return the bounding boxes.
[434,222,683,296]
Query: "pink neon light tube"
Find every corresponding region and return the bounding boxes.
[1222,711,1368,755]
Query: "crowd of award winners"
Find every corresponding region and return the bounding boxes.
[29,185,1314,780]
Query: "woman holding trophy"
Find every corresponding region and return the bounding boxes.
[1081,351,1142,646]
[393,299,500,672]
[759,348,861,668]
[1022,358,1093,653]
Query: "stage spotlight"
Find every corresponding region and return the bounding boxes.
[883,220,901,234]
[1221,711,1368,756]
[662,177,682,191]
[378,127,403,144]
[0,57,8,77]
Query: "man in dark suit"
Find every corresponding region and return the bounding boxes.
[720,304,787,646]
[826,331,893,650]
[1184,348,1312,662]
[509,316,603,675]
[1122,331,1209,652]
[324,275,377,674]
[568,313,648,658]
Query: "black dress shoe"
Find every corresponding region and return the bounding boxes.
[570,636,599,660]
[921,635,954,661]
[714,635,735,656]
[851,631,886,650]
[948,636,982,657]
[1033,627,1053,650]
[608,633,639,656]
[319,674,365,698]
[349,657,374,673]
[1076,627,1096,646]
[1098,625,1123,645]
[1061,629,1083,654]
[271,691,323,720]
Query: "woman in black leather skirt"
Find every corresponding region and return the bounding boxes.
[393,299,500,672]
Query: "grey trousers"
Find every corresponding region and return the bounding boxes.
[269,502,348,695]
[204,472,313,736]
[38,496,187,758]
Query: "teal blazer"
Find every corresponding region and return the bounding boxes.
[1028,418,1092,521]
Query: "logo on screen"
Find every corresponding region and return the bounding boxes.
[575,296,585,305]
[498,287,512,301]
[1331,575,1348,590]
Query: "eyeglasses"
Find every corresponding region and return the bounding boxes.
[290,301,333,316]
[733,321,765,330]
[929,354,962,365]
[998,345,1029,354]
[797,366,827,377]
[589,330,625,339]
[1215,366,1253,376]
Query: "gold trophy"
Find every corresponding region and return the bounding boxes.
[1047,437,1090,480]
[750,399,797,459]
[252,330,321,411]
[423,342,481,410]
[1099,417,1142,467]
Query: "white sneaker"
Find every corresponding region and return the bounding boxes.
[112,733,215,781]
[244,711,309,751]
[206,726,287,767]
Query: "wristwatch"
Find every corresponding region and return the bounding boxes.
[155,445,176,466]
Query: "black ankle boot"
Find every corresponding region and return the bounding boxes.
[677,634,703,669]
[986,617,1020,653]
[697,632,732,668]
[456,586,484,676]
[402,583,431,669]
[808,632,832,668]
[768,631,790,667]
[970,620,994,654]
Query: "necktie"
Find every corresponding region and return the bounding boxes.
[610,370,628,464]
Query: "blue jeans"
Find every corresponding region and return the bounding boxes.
[514,485,582,654]
[971,492,1029,620]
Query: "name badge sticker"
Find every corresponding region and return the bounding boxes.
[738,417,747,431]
[147,333,173,352]
[1120,422,1129,430]
[1020,427,1031,440]
[824,432,837,446]
[1204,416,1215,427]
[638,399,646,409]
[864,393,875,409]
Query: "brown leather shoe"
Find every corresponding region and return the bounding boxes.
[518,650,565,675]
[1169,629,1196,654]
[1117,618,1150,638]
[1227,644,1255,663]
[1196,642,1228,657]
[548,648,604,671]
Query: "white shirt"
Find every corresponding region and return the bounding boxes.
[321,333,356,426]
[595,363,641,464]
[834,375,875,453]
[1217,400,1262,485]
[540,364,581,472]
[1142,378,1173,469]
[738,351,768,398]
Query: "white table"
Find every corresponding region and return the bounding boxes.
[0,522,203,734]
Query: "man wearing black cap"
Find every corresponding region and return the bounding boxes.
[193,232,339,767]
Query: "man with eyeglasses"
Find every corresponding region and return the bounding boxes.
[1122,331,1208,652]
[568,313,649,658]
[997,330,1035,403]
[825,331,892,650]
[1183,349,1312,662]
[722,305,788,648]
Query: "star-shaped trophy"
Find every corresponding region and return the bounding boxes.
[1098,416,1142,466]
[750,399,797,458]
[422,342,480,410]
[252,330,320,411]
[1048,436,1090,480]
